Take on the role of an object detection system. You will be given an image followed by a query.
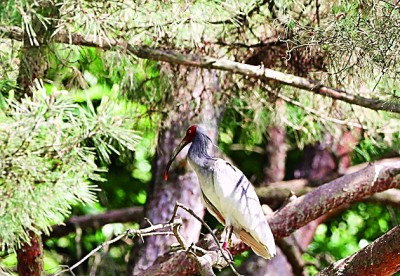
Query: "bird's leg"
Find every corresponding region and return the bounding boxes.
[222,225,233,250]
[221,225,234,261]
[227,225,233,248]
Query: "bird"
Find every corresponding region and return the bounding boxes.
[164,125,276,259]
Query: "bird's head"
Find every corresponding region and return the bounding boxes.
[164,125,202,181]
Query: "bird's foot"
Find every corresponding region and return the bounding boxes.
[223,248,234,262]
[221,242,234,262]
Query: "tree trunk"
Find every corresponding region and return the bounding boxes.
[262,100,287,184]
[127,65,220,275]
[15,2,59,274]
[16,231,43,276]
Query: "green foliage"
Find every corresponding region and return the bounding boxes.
[305,203,399,273]
[291,1,400,85]
[0,85,140,251]
[0,0,22,26]
[352,132,400,163]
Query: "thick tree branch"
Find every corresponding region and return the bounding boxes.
[317,224,400,276]
[125,48,400,114]
[270,163,400,239]
[2,26,400,114]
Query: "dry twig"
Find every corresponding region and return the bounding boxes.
[53,221,179,276]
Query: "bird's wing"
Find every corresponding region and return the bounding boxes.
[240,229,273,259]
[201,191,225,225]
[212,159,276,259]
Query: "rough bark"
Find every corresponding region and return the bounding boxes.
[16,231,43,276]
[270,163,400,239]
[3,26,400,114]
[318,225,400,276]
[126,66,220,275]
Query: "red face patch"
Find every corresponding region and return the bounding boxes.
[185,125,197,142]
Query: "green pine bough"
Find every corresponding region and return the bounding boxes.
[0,85,140,251]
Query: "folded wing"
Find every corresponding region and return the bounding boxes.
[212,159,276,259]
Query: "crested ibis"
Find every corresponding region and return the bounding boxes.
[164,125,276,259]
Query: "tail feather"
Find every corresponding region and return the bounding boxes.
[240,229,275,259]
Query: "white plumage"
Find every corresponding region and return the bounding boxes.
[165,125,276,259]
[189,158,276,259]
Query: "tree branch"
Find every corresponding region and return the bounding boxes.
[124,47,400,114]
[53,220,180,276]
[2,26,400,114]
[49,206,144,238]
[317,224,400,276]
[270,163,400,239]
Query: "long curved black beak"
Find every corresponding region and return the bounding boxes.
[164,137,190,181]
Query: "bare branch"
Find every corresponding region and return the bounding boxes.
[53,220,181,276]
[124,46,400,114]
[2,26,400,114]
[269,163,400,239]
[173,202,240,276]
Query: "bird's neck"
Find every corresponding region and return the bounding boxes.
[188,133,214,168]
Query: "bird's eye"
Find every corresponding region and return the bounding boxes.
[188,130,192,134]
